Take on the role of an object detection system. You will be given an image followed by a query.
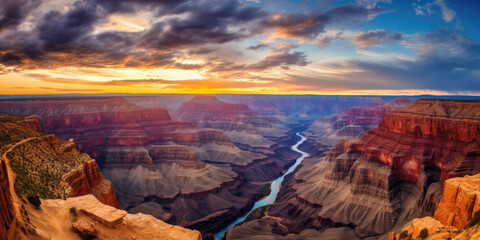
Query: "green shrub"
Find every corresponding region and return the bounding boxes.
[418,228,428,239]
[466,210,480,228]
[27,196,41,208]
[399,230,408,239]
[261,183,271,197]
[69,207,77,216]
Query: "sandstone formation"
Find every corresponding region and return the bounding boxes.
[227,99,480,239]
[434,174,480,229]
[34,194,202,240]
[390,180,480,239]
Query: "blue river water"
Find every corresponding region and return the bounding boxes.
[214,132,309,240]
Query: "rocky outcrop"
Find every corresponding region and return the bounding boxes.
[229,99,480,239]
[63,159,119,208]
[434,174,480,229]
[4,128,119,208]
[391,174,480,240]
[16,115,45,133]
[35,194,202,240]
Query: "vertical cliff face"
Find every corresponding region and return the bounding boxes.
[0,158,14,240]
[391,174,480,240]
[434,174,480,229]
[63,160,119,208]
[228,99,480,239]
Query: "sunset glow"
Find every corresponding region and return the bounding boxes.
[1,0,479,95]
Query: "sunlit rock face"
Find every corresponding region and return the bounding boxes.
[227,99,480,239]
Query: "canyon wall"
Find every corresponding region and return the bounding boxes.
[0,157,14,240]
[227,99,480,239]
[305,98,415,147]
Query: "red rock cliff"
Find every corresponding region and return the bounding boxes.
[63,159,119,208]
[0,158,14,240]
[434,174,480,229]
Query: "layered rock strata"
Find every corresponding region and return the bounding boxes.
[305,98,415,147]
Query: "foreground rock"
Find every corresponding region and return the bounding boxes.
[36,195,202,240]
[391,174,480,240]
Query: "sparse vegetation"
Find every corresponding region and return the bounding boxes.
[418,228,428,239]
[399,230,408,239]
[261,183,271,197]
[466,210,480,228]
[27,196,41,208]
[3,122,88,199]
[69,207,77,216]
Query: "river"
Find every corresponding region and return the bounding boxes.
[214,132,309,240]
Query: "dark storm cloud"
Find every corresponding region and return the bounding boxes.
[0,0,388,71]
[138,0,265,51]
[37,1,101,52]
[353,29,401,49]
[0,0,41,32]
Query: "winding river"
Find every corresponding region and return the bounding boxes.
[214,132,309,240]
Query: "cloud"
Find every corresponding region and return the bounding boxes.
[412,0,455,22]
[211,43,309,71]
[329,28,479,91]
[0,0,41,33]
[262,4,387,40]
[353,29,401,49]
[247,43,270,50]
[315,32,343,48]
[435,0,455,22]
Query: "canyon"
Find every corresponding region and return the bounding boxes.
[225,99,480,239]
[2,95,480,240]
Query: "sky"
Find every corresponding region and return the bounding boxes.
[0,0,479,95]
